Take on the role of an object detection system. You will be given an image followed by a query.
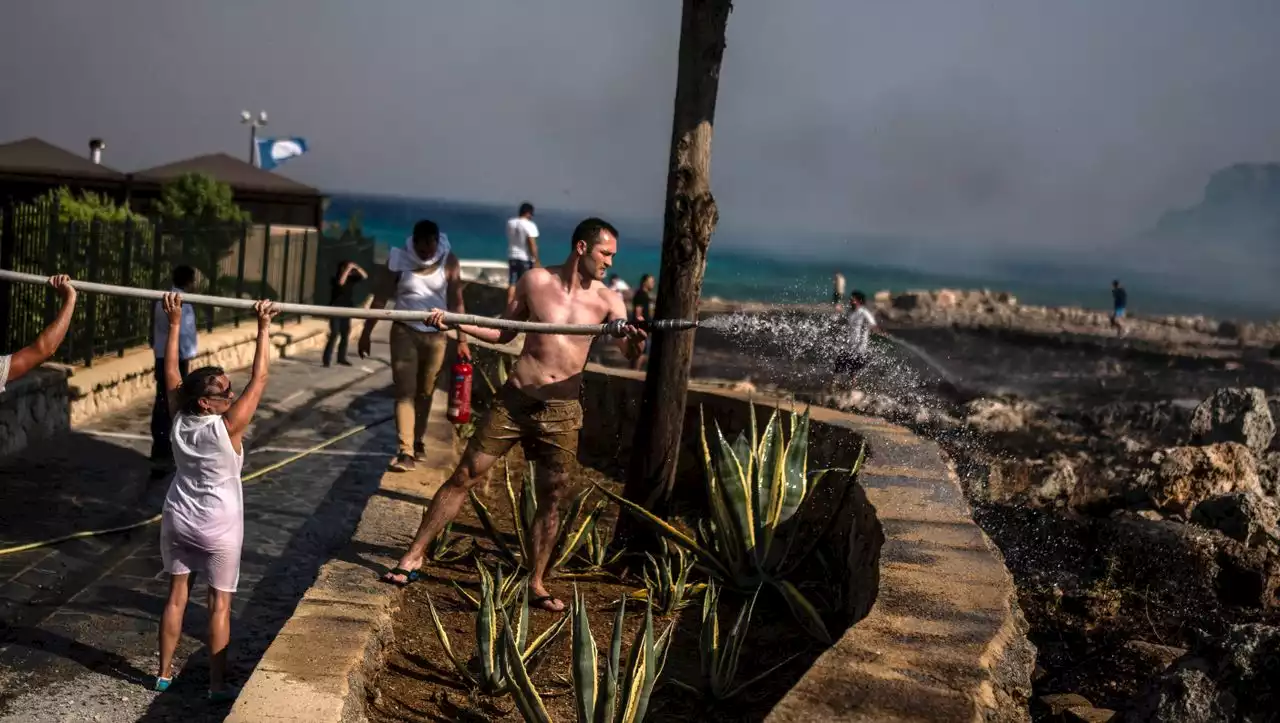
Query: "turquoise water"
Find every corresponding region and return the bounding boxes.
[325,193,1276,320]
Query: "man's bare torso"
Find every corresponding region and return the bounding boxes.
[508,266,620,400]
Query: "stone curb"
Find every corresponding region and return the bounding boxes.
[226,388,456,723]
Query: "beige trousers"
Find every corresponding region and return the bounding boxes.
[389,323,448,456]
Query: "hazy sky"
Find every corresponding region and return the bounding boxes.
[3,0,1279,251]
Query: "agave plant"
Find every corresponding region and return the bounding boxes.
[673,581,797,700]
[429,521,473,563]
[505,587,673,723]
[452,564,525,610]
[476,354,510,394]
[629,540,704,615]
[471,462,604,573]
[578,518,624,571]
[424,561,568,696]
[598,406,864,643]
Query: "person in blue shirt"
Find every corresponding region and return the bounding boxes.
[150,265,199,477]
[1111,279,1128,336]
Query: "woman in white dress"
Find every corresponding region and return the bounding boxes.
[154,293,277,701]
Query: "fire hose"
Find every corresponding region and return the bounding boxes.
[0,270,698,337]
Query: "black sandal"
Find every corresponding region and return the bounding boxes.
[530,595,566,613]
[381,567,422,587]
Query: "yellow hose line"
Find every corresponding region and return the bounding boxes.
[0,416,392,557]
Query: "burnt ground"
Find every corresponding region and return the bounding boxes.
[599,313,1280,719]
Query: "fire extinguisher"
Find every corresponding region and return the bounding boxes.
[447,360,473,424]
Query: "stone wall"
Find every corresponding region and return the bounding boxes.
[0,367,71,458]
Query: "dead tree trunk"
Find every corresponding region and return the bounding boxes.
[618,0,732,546]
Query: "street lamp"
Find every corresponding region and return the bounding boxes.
[240,110,268,167]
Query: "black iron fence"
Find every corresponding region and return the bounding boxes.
[0,199,321,367]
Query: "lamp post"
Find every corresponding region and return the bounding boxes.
[240,110,268,167]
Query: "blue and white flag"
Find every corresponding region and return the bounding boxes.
[255,137,309,170]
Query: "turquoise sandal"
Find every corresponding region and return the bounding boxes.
[154,676,172,692]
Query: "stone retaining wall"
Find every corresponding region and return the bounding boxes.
[0,367,71,458]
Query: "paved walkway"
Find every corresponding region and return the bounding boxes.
[0,337,403,723]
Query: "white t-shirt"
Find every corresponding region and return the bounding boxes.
[847,307,877,356]
[610,279,631,293]
[506,217,539,262]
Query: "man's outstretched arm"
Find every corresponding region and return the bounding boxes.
[607,290,646,360]
[428,272,531,346]
[6,275,77,383]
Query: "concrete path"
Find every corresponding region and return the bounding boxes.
[0,337,403,722]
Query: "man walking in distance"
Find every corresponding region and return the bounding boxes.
[506,202,540,306]
[1111,279,1128,337]
[150,265,199,479]
[381,218,646,613]
[358,221,471,472]
[323,259,368,367]
[0,274,77,393]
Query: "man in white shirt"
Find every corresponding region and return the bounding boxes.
[150,265,199,476]
[0,274,77,395]
[506,202,539,305]
[835,290,884,388]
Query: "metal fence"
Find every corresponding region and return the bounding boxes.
[0,199,320,367]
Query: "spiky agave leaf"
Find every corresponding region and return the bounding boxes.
[500,607,553,723]
[469,490,520,569]
[570,586,597,723]
[771,577,832,645]
[423,590,477,686]
[553,492,605,569]
[593,483,733,581]
[429,521,474,563]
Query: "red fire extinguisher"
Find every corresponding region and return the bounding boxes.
[447,360,473,424]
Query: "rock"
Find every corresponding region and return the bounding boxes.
[892,292,924,311]
[1128,624,1279,722]
[1216,320,1240,338]
[1123,640,1188,675]
[1039,693,1093,716]
[1259,451,1280,497]
[1063,707,1115,723]
[965,397,1039,433]
[873,290,891,307]
[1188,387,1275,454]
[1190,493,1279,547]
[1141,443,1263,518]
[1127,664,1235,722]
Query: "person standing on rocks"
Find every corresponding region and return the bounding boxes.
[357,220,471,472]
[834,290,886,389]
[154,292,278,702]
[380,217,646,614]
[1111,279,1128,336]
[150,265,199,479]
[322,259,368,367]
[0,274,77,393]
[506,202,540,306]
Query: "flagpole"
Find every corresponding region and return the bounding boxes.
[240,110,268,168]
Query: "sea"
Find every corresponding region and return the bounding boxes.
[325,193,1278,322]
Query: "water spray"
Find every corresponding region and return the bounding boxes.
[0,270,697,337]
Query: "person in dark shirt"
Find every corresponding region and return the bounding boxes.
[629,274,655,370]
[323,260,368,367]
[1111,279,1128,337]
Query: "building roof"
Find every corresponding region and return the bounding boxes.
[132,153,320,197]
[0,137,124,179]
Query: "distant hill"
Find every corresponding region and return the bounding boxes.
[1148,163,1280,244]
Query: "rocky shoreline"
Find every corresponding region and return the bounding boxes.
[668,291,1280,721]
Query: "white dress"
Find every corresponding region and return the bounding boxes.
[159,413,245,592]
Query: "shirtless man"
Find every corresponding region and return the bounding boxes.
[381,217,645,612]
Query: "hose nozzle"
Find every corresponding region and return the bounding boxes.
[604,318,698,337]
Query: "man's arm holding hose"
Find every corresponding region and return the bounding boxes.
[426,274,529,346]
